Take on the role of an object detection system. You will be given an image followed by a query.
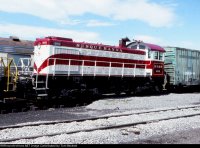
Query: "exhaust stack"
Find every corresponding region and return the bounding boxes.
[119,37,130,48]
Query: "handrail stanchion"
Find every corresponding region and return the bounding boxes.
[53,58,56,76]
[36,67,38,88]
[134,64,136,77]
[94,61,96,77]
[68,59,71,77]
[46,58,50,89]
[122,63,124,77]
[82,60,84,76]
[109,62,111,77]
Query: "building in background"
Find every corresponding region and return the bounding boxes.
[0,36,34,66]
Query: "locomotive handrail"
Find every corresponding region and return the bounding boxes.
[47,57,149,78]
[16,58,33,76]
[41,57,152,89]
[47,58,148,77]
[47,58,148,66]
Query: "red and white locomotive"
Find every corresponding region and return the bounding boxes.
[30,36,165,99]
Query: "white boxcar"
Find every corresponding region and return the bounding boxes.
[164,47,200,86]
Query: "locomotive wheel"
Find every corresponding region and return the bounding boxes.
[115,90,121,96]
[124,90,132,96]
[154,85,163,94]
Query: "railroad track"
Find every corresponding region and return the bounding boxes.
[1,105,200,143]
[0,92,168,114]
[0,98,89,114]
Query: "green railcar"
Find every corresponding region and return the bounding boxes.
[164,47,200,87]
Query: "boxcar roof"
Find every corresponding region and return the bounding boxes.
[0,36,34,54]
[0,37,33,47]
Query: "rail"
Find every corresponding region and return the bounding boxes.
[1,104,200,143]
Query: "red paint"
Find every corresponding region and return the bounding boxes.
[151,61,164,77]
[145,43,165,52]
[34,36,146,55]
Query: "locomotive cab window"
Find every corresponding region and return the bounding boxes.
[131,45,138,49]
[139,45,146,50]
[151,51,164,61]
[154,51,159,60]
[147,48,151,59]
[129,44,147,50]
[159,52,164,60]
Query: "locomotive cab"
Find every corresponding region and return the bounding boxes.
[126,40,165,91]
[126,41,164,61]
[127,41,165,75]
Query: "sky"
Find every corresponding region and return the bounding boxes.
[0,0,199,49]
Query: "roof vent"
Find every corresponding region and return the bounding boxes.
[10,36,20,42]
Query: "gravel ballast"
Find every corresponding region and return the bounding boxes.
[0,93,200,144]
